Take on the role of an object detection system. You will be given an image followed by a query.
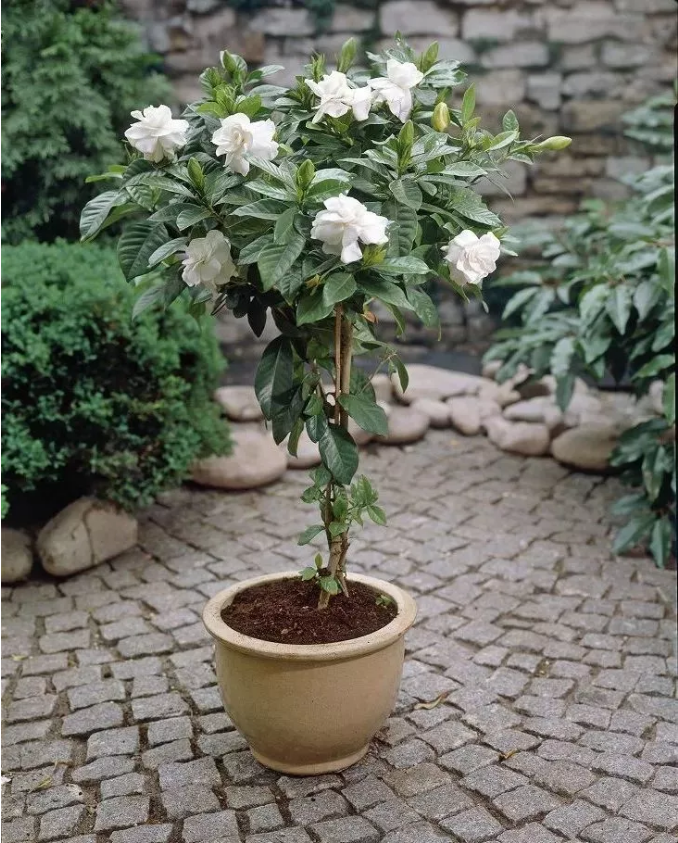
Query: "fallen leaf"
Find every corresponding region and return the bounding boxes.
[413,691,449,710]
[501,750,518,760]
[11,655,28,662]
[33,777,52,791]
[1,776,11,786]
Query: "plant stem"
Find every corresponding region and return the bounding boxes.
[318,306,353,609]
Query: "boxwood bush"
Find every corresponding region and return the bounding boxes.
[1,0,171,243]
[2,241,230,521]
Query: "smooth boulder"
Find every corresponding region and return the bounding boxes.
[551,424,618,472]
[37,498,138,577]
[392,364,486,404]
[485,416,550,456]
[214,386,264,422]
[1,528,33,583]
[376,406,430,445]
[504,397,564,432]
[411,398,451,428]
[447,396,501,436]
[192,427,287,489]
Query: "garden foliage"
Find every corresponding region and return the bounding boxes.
[1,0,170,243]
[1,241,230,520]
[486,94,676,567]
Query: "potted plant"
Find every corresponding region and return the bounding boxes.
[82,36,569,774]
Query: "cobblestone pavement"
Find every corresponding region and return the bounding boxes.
[2,431,677,843]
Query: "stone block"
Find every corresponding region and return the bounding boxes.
[526,73,562,109]
[380,1,458,36]
[329,4,376,32]
[250,9,315,37]
[482,42,549,69]
[561,100,627,132]
[602,41,653,67]
[462,9,535,41]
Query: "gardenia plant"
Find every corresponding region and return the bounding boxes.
[82,36,570,607]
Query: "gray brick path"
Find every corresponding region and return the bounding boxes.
[2,432,676,841]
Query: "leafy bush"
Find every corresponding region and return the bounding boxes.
[1,0,171,244]
[486,95,676,567]
[1,241,230,520]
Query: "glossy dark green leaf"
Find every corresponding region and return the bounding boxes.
[338,393,388,436]
[322,273,356,307]
[298,525,325,545]
[318,425,359,485]
[117,222,168,281]
[254,336,294,419]
[613,513,655,555]
[649,517,672,569]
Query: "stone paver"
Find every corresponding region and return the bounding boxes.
[2,431,676,841]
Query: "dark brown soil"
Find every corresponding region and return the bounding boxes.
[221,578,398,644]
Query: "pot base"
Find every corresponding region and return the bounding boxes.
[251,744,369,776]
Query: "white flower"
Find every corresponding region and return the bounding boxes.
[369,59,424,122]
[182,230,237,291]
[306,71,372,123]
[211,113,278,176]
[443,230,501,286]
[124,105,189,162]
[311,195,389,264]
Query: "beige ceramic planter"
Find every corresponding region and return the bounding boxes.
[202,571,417,775]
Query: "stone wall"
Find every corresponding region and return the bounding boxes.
[121,0,676,222]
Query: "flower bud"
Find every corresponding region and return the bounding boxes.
[432,102,451,132]
[220,51,237,75]
[537,136,572,151]
[297,159,316,189]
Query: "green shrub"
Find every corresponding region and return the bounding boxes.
[1,241,230,520]
[485,95,676,567]
[1,0,171,244]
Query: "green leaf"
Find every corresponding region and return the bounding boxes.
[232,198,288,220]
[613,513,655,555]
[148,237,187,268]
[634,354,674,379]
[319,576,340,595]
[80,190,126,240]
[258,233,306,290]
[318,425,359,485]
[551,337,575,379]
[664,373,675,425]
[117,222,168,281]
[446,188,501,227]
[502,286,539,320]
[306,413,329,443]
[297,290,334,326]
[247,180,293,201]
[442,162,488,178]
[132,283,167,319]
[274,207,299,244]
[391,357,409,394]
[300,566,318,581]
[487,130,518,151]
[323,273,356,307]
[360,278,412,310]
[579,285,609,328]
[407,288,439,328]
[298,525,325,546]
[461,84,475,124]
[606,285,632,334]
[611,493,649,517]
[306,179,351,203]
[633,279,661,320]
[238,234,273,265]
[367,504,387,526]
[555,374,575,412]
[389,178,422,210]
[338,393,388,436]
[502,109,519,132]
[383,200,418,255]
[187,158,205,191]
[377,257,431,276]
[658,246,675,294]
[649,517,672,569]
[254,336,294,419]
[176,205,212,231]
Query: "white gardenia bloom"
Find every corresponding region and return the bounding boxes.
[306,72,372,123]
[370,59,424,122]
[211,113,278,176]
[311,195,389,264]
[124,105,189,162]
[444,230,501,286]
[182,230,237,291]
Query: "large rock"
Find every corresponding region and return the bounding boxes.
[392,365,487,404]
[551,423,618,472]
[284,431,321,470]
[376,407,430,445]
[372,373,393,404]
[447,396,501,436]
[504,397,564,432]
[37,498,138,578]
[411,399,451,429]
[649,380,665,416]
[192,428,287,490]
[214,386,264,422]
[481,360,502,380]
[1,528,33,583]
[348,418,373,447]
[485,417,551,456]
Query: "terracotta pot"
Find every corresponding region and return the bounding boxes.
[202,571,417,775]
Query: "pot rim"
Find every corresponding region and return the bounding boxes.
[202,571,417,662]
